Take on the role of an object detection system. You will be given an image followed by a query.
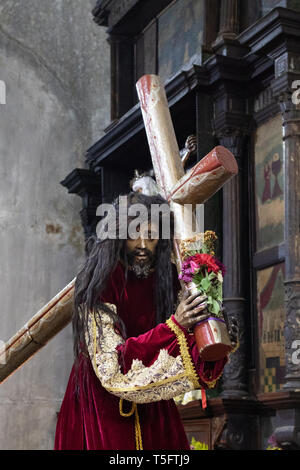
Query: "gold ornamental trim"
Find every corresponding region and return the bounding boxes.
[166,316,200,390]
[91,312,192,394]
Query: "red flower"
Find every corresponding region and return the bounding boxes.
[190,253,220,274]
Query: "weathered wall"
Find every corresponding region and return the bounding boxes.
[0,0,110,449]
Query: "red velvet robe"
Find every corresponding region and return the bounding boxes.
[54,263,227,450]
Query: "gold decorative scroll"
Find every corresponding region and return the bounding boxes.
[0,278,75,384]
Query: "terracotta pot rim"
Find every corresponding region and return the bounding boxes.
[194,316,225,326]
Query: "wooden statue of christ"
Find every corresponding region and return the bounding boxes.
[54,75,238,450]
[54,191,230,450]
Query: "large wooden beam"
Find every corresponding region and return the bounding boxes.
[0,279,75,384]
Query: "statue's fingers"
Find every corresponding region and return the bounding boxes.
[190,312,211,326]
[181,289,190,301]
[186,292,206,305]
[189,295,208,308]
[188,304,208,320]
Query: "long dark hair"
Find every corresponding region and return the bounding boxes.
[72,191,175,363]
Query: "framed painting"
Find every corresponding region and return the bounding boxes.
[254,115,284,252]
[158,0,204,82]
[256,263,286,393]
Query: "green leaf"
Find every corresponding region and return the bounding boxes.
[200,277,211,291]
[210,299,220,315]
[216,282,223,300]
[193,273,204,284]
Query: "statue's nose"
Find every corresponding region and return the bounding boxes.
[138,237,146,249]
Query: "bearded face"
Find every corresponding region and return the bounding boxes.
[125,222,159,279]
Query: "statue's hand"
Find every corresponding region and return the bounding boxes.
[174,290,209,331]
[185,135,197,153]
[180,135,197,168]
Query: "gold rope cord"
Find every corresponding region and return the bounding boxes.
[119,399,143,450]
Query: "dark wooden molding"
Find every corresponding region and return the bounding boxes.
[89,3,300,157]
[93,0,220,49]
[209,397,275,417]
[92,0,110,26]
[90,4,300,152]
[92,0,140,30]
[257,391,300,410]
[177,395,279,450]
[85,64,198,173]
[86,53,253,173]
[253,243,285,270]
[178,396,275,420]
[238,7,300,57]
[92,0,174,35]
[60,168,101,197]
[177,400,209,421]
[85,102,147,173]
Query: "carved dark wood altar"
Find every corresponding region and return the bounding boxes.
[62,0,300,449]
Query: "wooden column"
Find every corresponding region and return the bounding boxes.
[212,0,244,57]
[218,0,240,39]
[279,91,300,390]
[217,131,249,398]
[271,51,300,391]
[109,34,135,120]
[210,81,255,446]
[269,50,300,450]
[271,89,300,449]
[209,54,251,401]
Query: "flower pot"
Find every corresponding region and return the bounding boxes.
[193,317,233,361]
[186,281,232,361]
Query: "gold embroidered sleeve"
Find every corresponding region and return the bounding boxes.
[85,305,202,404]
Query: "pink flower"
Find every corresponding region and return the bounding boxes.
[190,260,199,274]
[178,271,193,283]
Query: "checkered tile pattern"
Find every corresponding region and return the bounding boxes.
[263,367,276,393]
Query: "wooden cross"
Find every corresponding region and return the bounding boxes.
[136,74,238,362]
[136,74,237,274]
[0,75,237,384]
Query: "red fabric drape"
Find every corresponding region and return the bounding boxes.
[54,263,226,450]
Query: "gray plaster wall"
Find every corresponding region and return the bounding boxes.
[0,1,110,449]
